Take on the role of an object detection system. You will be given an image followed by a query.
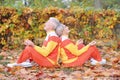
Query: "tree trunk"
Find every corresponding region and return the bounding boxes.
[114,23,120,49]
[94,0,103,9]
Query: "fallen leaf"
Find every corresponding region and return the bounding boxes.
[71,71,82,79]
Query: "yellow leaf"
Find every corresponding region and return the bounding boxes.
[39,24,44,30]
[113,17,117,21]
[109,25,114,29]
[28,17,33,25]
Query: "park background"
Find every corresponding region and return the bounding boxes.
[0,0,120,80]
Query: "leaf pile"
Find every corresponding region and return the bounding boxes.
[0,40,120,80]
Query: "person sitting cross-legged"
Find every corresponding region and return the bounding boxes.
[55,24,106,67]
[7,17,61,68]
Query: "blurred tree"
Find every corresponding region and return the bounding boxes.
[22,0,29,6]
[101,0,120,9]
[94,0,103,9]
[0,0,4,6]
[0,0,119,10]
[71,0,120,10]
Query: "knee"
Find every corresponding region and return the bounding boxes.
[88,46,96,52]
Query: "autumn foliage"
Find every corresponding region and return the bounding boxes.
[0,6,120,80]
[0,48,120,79]
[0,6,120,49]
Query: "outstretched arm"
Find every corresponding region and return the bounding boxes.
[34,36,60,57]
[34,41,58,57]
[65,43,90,56]
[65,41,96,56]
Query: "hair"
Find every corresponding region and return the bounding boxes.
[49,17,60,29]
[55,24,65,37]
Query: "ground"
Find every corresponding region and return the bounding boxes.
[0,40,120,80]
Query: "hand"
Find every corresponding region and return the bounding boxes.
[24,39,35,47]
[76,39,83,44]
[88,41,96,46]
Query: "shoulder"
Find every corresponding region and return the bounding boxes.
[48,36,61,43]
[61,39,75,47]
